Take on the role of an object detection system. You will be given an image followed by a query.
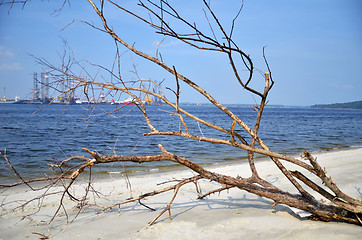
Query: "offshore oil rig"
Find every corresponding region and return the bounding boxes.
[144,80,164,105]
[2,72,164,105]
[1,72,56,104]
[32,72,51,103]
[31,72,78,104]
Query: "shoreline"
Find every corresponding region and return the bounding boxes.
[1,148,361,239]
[95,145,362,182]
[2,144,361,185]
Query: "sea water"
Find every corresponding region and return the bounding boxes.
[1,104,361,182]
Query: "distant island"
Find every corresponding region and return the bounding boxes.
[311,100,362,109]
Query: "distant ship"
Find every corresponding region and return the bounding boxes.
[0,87,23,104]
[0,96,23,104]
[123,97,138,105]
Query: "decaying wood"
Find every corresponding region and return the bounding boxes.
[1,0,361,228]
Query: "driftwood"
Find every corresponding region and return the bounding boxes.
[1,0,361,228]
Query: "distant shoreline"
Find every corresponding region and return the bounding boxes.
[311,100,362,110]
[1,101,362,110]
[181,101,362,110]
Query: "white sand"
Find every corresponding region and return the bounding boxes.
[1,148,362,239]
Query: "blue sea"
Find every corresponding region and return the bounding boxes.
[1,104,361,182]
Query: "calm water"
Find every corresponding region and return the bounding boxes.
[1,104,362,181]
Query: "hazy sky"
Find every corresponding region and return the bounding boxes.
[0,0,361,106]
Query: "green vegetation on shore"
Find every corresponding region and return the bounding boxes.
[311,101,362,109]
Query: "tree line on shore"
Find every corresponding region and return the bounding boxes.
[312,100,362,109]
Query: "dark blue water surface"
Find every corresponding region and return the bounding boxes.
[1,104,361,181]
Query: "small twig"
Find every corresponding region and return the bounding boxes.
[173,65,189,134]
[1,149,36,191]
[138,200,156,211]
[149,185,181,225]
[32,232,50,239]
[230,119,237,143]
[198,185,234,199]
[197,122,204,138]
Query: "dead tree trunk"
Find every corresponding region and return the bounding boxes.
[1,0,361,227]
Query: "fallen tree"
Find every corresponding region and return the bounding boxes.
[1,0,361,229]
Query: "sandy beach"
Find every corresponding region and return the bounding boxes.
[1,148,361,239]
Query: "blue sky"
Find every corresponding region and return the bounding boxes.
[0,0,361,106]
